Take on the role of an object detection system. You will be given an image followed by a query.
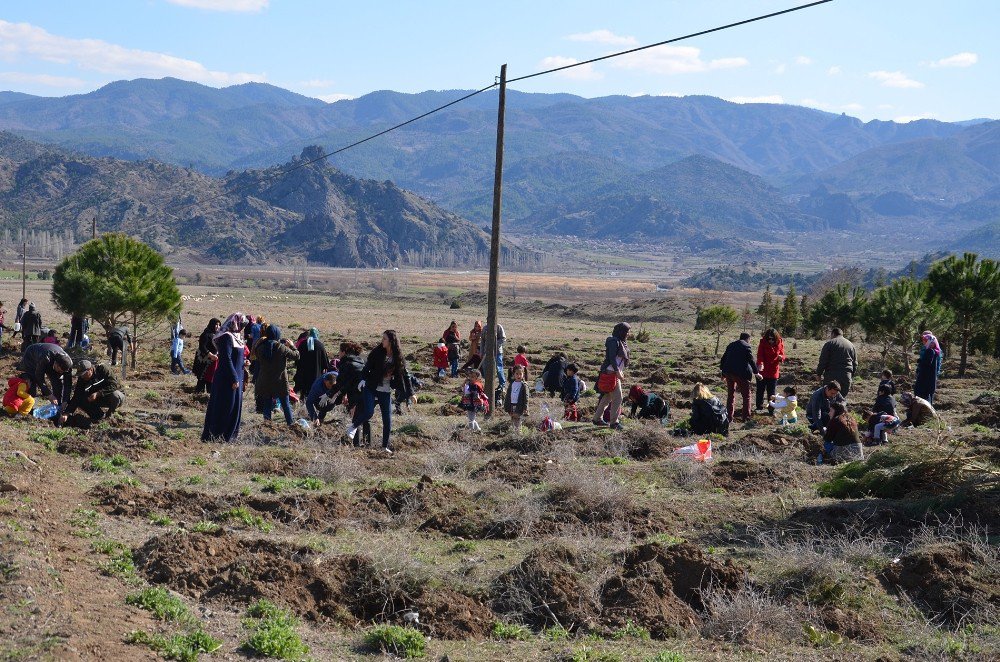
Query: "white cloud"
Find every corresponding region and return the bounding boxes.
[795,55,813,65]
[316,93,353,103]
[726,95,784,104]
[929,52,978,68]
[298,79,335,89]
[772,63,787,75]
[800,98,830,109]
[868,70,924,89]
[165,0,268,12]
[827,65,841,76]
[657,91,685,97]
[894,113,937,123]
[0,71,88,87]
[539,56,602,80]
[565,29,637,47]
[613,45,747,75]
[0,20,264,86]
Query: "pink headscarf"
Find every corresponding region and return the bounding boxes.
[214,312,248,350]
[921,331,941,354]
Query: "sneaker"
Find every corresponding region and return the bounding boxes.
[609,422,623,431]
[383,445,393,454]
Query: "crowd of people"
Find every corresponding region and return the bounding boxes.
[1,297,946,465]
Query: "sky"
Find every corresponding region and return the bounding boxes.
[0,0,995,123]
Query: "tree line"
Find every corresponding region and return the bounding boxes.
[695,253,1000,376]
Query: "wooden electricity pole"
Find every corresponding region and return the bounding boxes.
[483,64,507,416]
[21,241,26,300]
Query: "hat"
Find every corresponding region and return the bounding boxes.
[76,359,93,374]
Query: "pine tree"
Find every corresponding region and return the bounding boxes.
[756,285,775,329]
[779,283,800,336]
[926,253,1000,376]
[699,305,741,355]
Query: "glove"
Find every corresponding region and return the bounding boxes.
[357,380,365,391]
[318,395,331,407]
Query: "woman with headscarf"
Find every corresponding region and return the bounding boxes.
[202,313,248,441]
[193,318,222,394]
[347,330,406,453]
[461,320,484,372]
[914,331,942,404]
[293,328,329,397]
[254,324,300,425]
[593,322,630,429]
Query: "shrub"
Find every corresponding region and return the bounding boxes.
[88,454,131,473]
[127,628,222,661]
[450,300,462,309]
[242,599,309,660]
[218,506,272,532]
[492,620,532,641]
[191,520,219,533]
[611,620,651,640]
[126,587,189,621]
[364,624,426,658]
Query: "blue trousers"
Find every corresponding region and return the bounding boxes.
[264,395,293,425]
[450,358,459,377]
[353,389,392,447]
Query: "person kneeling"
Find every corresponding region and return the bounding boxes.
[62,360,125,425]
[305,371,338,426]
[628,385,669,423]
[823,401,863,464]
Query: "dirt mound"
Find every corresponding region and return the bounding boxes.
[135,530,494,638]
[599,542,745,637]
[710,459,797,494]
[92,484,348,531]
[243,448,309,475]
[880,542,1000,625]
[471,454,548,485]
[56,419,162,459]
[356,475,467,518]
[621,427,676,460]
[971,393,1000,407]
[967,405,1000,428]
[492,546,600,631]
[789,501,915,538]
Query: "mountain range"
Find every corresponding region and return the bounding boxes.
[0,133,527,268]
[1,77,998,260]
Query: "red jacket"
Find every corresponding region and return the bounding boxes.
[3,377,29,410]
[756,338,785,379]
[433,345,450,369]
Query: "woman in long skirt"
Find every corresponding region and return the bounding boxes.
[202,313,248,442]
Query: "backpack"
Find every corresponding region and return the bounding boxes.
[709,400,730,436]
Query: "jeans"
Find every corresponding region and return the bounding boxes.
[450,358,459,377]
[354,388,392,448]
[755,377,777,410]
[593,379,623,425]
[263,395,293,424]
[724,375,751,421]
[170,356,189,374]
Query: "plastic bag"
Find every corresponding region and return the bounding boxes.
[32,403,60,420]
[534,379,544,393]
[671,439,713,462]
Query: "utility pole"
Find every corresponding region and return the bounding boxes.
[483,64,506,416]
[21,241,26,300]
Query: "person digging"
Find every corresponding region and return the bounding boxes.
[60,359,125,426]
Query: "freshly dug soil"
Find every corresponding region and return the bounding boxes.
[470,454,548,485]
[135,530,495,638]
[56,419,162,459]
[710,459,798,494]
[880,542,1000,625]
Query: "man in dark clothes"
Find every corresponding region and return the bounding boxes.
[817,327,857,398]
[720,332,760,423]
[61,359,125,424]
[107,326,133,366]
[19,302,42,350]
[18,342,73,408]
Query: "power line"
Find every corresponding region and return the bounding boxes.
[508,0,834,83]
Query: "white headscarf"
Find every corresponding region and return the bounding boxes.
[213,312,247,351]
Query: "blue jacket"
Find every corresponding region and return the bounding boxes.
[561,374,581,403]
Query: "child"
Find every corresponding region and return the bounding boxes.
[879,370,896,396]
[628,384,669,422]
[3,374,34,416]
[770,386,798,423]
[865,383,898,443]
[170,329,190,375]
[561,363,581,421]
[42,328,60,345]
[460,368,488,431]
[512,345,530,381]
[433,340,449,381]
[503,365,529,433]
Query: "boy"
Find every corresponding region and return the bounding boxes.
[770,386,798,423]
[561,363,581,421]
[170,329,190,375]
[433,340,449,381]
[2,374,34,416]
[503,365,529,434]
[879,370,896,396]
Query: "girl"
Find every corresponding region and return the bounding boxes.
[193,318,221,393]
[348,330,406,453]
[628,384,669,422]
[460,368,487,431]
[443,321,461,377]
[202,313,248,442]
[770,386,798,423]
[504,365,529,433]
[823,401,863,463]
[254,324,300,425]
[593,322,630,429]
[461,320,484,372]
[689,382,728,435]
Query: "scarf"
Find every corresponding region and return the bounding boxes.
[213,313,247,351]
[259,324,282,360]
[307,327,319,352]
[921,331,941,354]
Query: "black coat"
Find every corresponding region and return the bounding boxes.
[913,349,939,399]
[690,397,727,435]
[360,346,407,392]
[542,356,566,391]
[333,355,365,408]
[720,339,757,381]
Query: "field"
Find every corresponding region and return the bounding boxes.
[1,277,998,661]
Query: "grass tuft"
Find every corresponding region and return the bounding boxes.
[364,624,426,658]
